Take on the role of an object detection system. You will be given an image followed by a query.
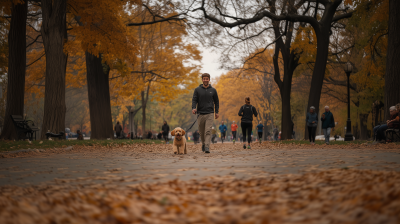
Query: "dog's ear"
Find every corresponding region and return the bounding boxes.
[171,130,175,136]
[182,129,186,136]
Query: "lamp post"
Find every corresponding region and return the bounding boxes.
[344,62,354,141]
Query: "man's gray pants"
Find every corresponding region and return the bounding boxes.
[198,113,214,149]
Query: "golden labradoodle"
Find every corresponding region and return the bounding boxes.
[171,127,187,154]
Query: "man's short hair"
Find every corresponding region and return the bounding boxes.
[325,105,329,109]
[389,106,396,111]
[201,73,210,79]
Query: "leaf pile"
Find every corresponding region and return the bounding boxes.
[1,169,399,224]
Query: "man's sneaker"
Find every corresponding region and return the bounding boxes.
[205,147,210,153]
[233,139,235,144]
[202,144,205,152]
[247,145,251,149]
[243,144,246,149]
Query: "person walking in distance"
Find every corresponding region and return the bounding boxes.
[219,121,227,143]
[114,121,122,139]
[306,106,318,145]
[231,121,238,144]
[238,97,258,149]
[256,121,264,143]
[211,127,217,144]
[321,105,335,145]
[273,126,279,141]
[192,73,219,153]
[161,121,170,144]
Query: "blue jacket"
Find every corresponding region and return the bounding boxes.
[219,124,227,133]
[256,124,264,132]
[306,112,318,127]
[321,111,335,129]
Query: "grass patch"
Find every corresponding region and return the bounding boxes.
[0,139,164,152]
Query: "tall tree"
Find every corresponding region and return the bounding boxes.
[192,0,353,139]
[40,0,68,138]
[0,1,27,140]
[384,0,400,118]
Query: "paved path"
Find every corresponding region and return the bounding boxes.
[1,143,400,186]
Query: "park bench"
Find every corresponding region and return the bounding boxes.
[10,115,39,141]
[386,128,400,142]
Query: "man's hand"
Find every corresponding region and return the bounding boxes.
[192,109,197,114]
[215,113,219,119]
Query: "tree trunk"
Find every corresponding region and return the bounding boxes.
[384,0,400,120]
[85,52,114,139]
[304,29,331,140]
[141,90,146,133]
[40,0,68,139]
[0,1,27,140]
[359,113,369,140]
[271,20,299,140]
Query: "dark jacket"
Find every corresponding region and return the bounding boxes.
[306,112,318,127]
[192,84,219,114]
[162,124,170,135]
[114,124,122,133]
[238,104,258,123]
[321,111,335,129]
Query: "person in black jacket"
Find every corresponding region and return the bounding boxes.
[192,73,219,153]
[238,97,258,149]
[161,121,170,144]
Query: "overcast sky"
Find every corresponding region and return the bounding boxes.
[199,47,228,80]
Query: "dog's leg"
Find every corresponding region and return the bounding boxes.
[173,145,177,154]
[184,143,187,154]
[178,146,182,154]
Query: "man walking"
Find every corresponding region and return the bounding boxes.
[161,121,170,144]
[256,121,264,143]
[321,106,335,145]
[273,126,279,141]
[231,121,238,144]
[219,121,227,143]
[114,121,122,138]
[192,73,219,153]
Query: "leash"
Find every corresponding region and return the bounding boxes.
[185,114,200,132]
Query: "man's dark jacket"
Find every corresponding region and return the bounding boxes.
[162,124,170,135]
[192,84,219,114]
[321,111,335,129]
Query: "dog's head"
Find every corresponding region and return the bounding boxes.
[171,127,185,137]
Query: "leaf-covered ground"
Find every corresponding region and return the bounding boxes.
[1,142,399,223]
[1,169,399,224]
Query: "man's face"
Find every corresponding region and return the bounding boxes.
[164,122,166,125]
[325,108,329,112]
[390,110,396,116]
[202,77,210,86]
[222,122,224,125]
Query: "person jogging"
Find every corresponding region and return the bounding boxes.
[192,73,219,153]
[231,121,238,144]
[238,97,258,149]
[219,121,227,143]
[256,121,264,143]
